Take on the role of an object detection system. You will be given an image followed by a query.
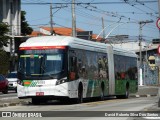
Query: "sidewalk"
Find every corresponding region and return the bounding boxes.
[129,85,159,97]
[130,85,160,112]
[144,103,160,111]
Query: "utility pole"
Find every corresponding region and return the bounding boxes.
[72,0,76,37]
[102,17,105,40]
[50,3,54,35]
[50,3,67,35]
[139,22,143,68]
[158,0,160,18]
[138,20,153,86]
[158,0,160,107]
[158,0,160,38]
[139,20,153,67]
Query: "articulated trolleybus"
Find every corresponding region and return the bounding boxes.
[17,36,138,104]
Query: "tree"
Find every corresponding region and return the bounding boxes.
[21,11,33,35]
[0,22,10,48]
[0,50,9,75]
[0,23,10,74]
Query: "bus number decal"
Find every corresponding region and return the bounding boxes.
[36,92,44,96]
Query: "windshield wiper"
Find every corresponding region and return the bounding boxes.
[39,55,54,79]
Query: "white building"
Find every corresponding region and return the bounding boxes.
[0,0,21,35]
[112,41,148,51]
[0,0,21,53]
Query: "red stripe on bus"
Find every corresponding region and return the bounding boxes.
[19,46,66,50]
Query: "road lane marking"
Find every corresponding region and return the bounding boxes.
[83,99,127,106]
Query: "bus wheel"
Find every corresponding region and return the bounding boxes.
[125,83,129,98]
[124,88,129,98]
[116,87,129,99]
[77,83,83,103]
[100,82,104,101]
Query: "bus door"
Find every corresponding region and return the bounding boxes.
[69,50,78,81]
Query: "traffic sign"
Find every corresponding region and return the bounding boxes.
[156,18,160,29]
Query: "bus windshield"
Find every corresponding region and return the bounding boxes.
[18,49,66,80]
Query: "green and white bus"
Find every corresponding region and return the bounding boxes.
[17,36,138,104]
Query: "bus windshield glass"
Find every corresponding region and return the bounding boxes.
[18,49,66,79]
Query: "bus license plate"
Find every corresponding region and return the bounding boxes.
[36,92,44,96]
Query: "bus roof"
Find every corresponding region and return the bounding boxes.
[20,36,137,57]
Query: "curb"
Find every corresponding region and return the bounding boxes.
[0,101,30,108]
[0,102,21,107]
[129,94,158,98]
[0,103,17,107]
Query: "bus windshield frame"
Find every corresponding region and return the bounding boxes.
[18,48,68,80]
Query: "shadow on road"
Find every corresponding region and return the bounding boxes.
[25,96,117,106]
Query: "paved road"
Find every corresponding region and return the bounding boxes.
[0,85,158,107]
[0,91,17,99]
[0,85,159,120]
[0,95,159,120]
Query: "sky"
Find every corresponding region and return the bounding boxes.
[21,0,160,42]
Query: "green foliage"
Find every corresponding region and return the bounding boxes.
[0,23,10,48]
[21,11,33,35]
[0,50,9,75]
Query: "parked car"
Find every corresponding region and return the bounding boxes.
[0,74,8,94]
[7,72,18,93]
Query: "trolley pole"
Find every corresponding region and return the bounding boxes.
[102,17,105,40]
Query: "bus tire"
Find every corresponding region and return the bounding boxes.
[116,83,129,99]
[125,82,129,98]
[117,89,129,99]
[100,82,105,101]
[125,88,129,98]
[77,83,83,103]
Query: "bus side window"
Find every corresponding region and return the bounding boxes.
[69,56,78,80]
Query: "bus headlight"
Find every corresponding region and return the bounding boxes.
[56,77,67,85]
